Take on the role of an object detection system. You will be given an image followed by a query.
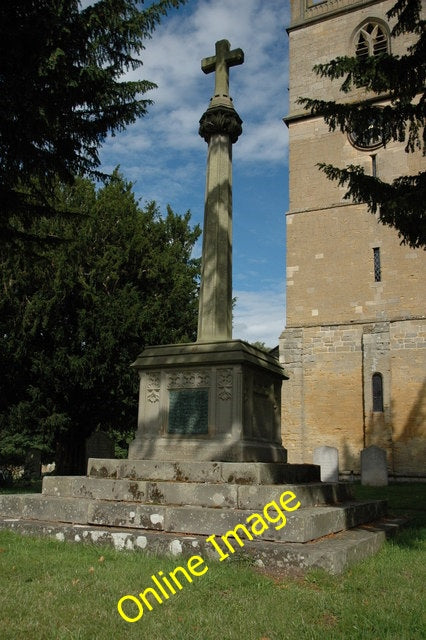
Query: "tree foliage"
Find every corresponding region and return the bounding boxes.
[298,0,425,248]
[0,173,200,473]
[250,341,274,353]
[0,0,185,242]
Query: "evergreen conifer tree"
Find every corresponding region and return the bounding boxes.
[298,0,425,248]
[0,0,186,242]
[0,173,200,473]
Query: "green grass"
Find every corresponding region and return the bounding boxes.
[353,482,426,513]
[0,484,425,640]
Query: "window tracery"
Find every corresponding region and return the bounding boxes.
[354,21,389,60]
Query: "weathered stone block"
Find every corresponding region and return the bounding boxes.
[43,476,148,502]
[146,481,238,508]
[0,516,404,575]
[164,501,386,543]
[0,494,90,524]
[86,459,320,484]
[237,482,353,510]
[88,502,167,530]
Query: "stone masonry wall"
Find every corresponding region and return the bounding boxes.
[280,325,364,471]
[286,199,426,328]
[280,319,426,475]
[389,320,426,475]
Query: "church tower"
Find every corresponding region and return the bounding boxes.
[280,0,425,477]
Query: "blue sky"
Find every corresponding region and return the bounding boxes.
[99,0,290,346]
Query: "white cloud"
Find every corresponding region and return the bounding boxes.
[233,288,285,347]
[236,120,288,163]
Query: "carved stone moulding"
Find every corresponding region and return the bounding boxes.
[199,106,243,143]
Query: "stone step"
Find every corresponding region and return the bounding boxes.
[42,476,354,509]
[88,499,386,543]
[0,493,386,543]
[87,458,320,484]
[0,494,91,525]
[0,515,405,575]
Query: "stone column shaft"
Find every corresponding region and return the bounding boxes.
[197,133,233,341]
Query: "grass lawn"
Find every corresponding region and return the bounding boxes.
[0,483,425,640]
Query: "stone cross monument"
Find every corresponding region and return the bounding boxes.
[197,40,243,342]
[128,40,287,463]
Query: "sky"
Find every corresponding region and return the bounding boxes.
[99,0,291,346]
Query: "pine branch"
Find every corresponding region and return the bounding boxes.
[387,0,423,36]
[318,163,426,248]
[297,0,425,247]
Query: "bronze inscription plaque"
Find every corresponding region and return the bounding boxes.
[168,389,209,435]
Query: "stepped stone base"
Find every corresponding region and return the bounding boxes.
[0,517,403,575]
[0,458,396,574]
[87,458,320,484]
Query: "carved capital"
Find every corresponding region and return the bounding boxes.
[199,106,243,143]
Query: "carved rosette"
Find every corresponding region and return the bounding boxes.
[167,371,210,389]
[199,106,243,143]
[146,373,160,404]
[217,368,233,401]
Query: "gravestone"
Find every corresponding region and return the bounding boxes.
[361,445,388,486]
[313,445,339,482]
[25,449,41,479]
[85,431,114,463]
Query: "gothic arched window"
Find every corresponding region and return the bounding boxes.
[355,22,389,60]
[372,373,384,412]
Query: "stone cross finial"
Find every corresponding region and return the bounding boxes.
[201,39,244,99]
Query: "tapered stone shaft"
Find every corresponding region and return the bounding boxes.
[197,40,244,342]
[197,133,233,341]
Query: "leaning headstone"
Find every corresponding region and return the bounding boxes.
[24,449,41,479]
[85,431,114,463]
[313,446,339,482]
[361,445,388,486]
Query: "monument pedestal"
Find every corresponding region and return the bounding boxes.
[128,340,287,462]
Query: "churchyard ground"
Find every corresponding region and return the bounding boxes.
[0,483,424,640]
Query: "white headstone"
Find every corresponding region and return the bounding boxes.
[361,445,388,486]
[313,446,339,482]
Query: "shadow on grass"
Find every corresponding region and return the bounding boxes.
[0,479,42,494]
[353,482,426,550]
